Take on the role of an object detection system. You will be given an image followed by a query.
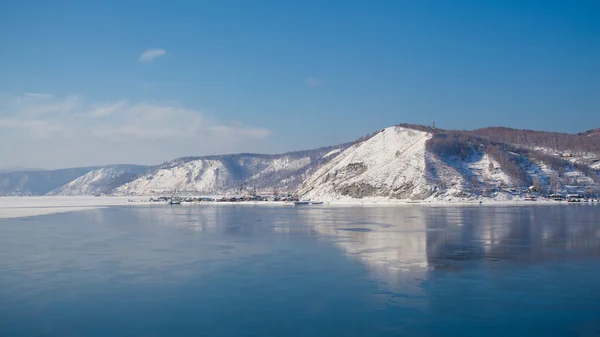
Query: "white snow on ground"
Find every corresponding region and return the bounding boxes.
[425,152,514,200]
[298,125,600,202]
[113,154,319,196]
[48,167,128,196]
[465,153,512,187]
[323,148,341,158]
[0,196,147,219]
[592,162,600,170]
[0,195,582,219]
[114,160,229,195]
[248,156,311,180]
[298,126,532,202]
[299,126,433,201]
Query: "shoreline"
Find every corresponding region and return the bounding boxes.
[1,195,597,219]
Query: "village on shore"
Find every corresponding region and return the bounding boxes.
[135,191,600,206]
[148,193,300,204]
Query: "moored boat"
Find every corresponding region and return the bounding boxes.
[294,200,323,205]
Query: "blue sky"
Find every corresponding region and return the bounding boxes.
[1,0,598,168]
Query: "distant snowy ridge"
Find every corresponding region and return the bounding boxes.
[2,124,598,198]
[0,167,102,196]
[298,125,600,202]
[112,145,349,196]
[47,165,149,196]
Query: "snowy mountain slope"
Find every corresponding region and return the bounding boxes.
[4,124,598,198]
[422,151,514,199]
[112,145,349,195]
[113,159,228,195]
[298,126,436,201]
[472,127,600,169]
[298,125,600,201]
[47,165,149,196]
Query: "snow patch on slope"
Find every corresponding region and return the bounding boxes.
[111,145,350,195]
[47,166,148,196]
[299,126,600,202]
[114,160,229,195]
[252,157,311,178]
[299,126,434,201]
[323,148,341,159]
[424,152,514,200]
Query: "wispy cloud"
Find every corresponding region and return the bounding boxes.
[23,93,54,99]
[139,49,167,62]
[0,94,270,141]
[17,95,79,116]
[0,94,272,167]
[305,76,324,87]
[88,100,128,118]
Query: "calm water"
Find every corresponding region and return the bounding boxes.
[1,204,600,336]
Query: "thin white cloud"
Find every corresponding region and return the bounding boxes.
[139,49,167,62]
[305,76,324,87]
[16,94,79,116]
[88,100,128,118]
[0,118,61,138]
[23,93,54,99]
[0,94,272,167]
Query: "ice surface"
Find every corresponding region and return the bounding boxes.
[0,196,147,219]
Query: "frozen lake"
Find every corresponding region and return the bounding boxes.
[1,204,600,336]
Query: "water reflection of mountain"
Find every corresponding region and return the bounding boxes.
[425,206,600,270]
[5,204,597,297]
[303,206,430,304]
[302,205,600,297]
[304,207,427,270]
[109,205,600,286]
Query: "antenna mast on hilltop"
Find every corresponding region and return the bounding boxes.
[432,121,436,129]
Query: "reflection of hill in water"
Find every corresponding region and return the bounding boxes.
[302,205,600,296]
[303,207,430,303]
[426,206,600,270]
[103,205,600,288]
[305,207,427,270]
[18,205,596,291]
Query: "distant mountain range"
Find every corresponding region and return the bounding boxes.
[0,165,149,196]
[2,124,599,200]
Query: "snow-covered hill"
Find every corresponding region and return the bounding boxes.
[298,127,435,200]
[298,125,600,202]
[4,124,599,199]
[112,146,349,195]
[47,165,149,196]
